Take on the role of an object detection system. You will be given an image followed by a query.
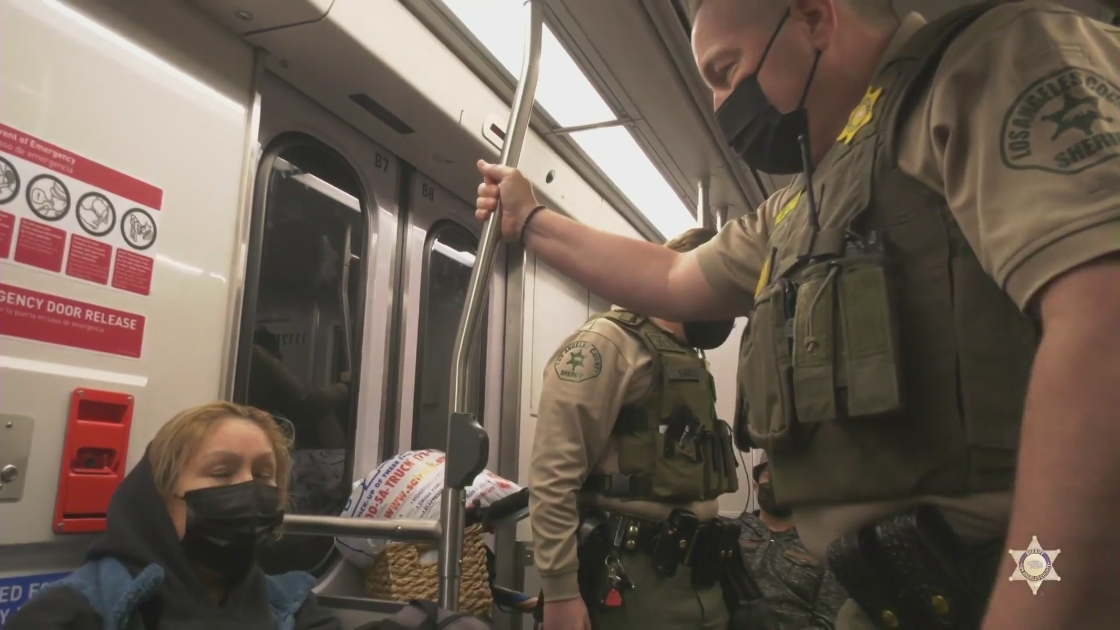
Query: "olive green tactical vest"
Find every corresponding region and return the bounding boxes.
[585,310,739,503]
[734,4,1038,506]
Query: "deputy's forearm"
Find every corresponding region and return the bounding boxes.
[983,322,1119,628]
[523,209,693,321]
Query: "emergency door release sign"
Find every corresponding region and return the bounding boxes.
[0,123,163,297]
[0,282,145,358]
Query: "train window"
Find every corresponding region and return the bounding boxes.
[412,221,487,451]
[235,135,369,576]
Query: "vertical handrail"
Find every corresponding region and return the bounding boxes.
[339,225,354,373]
[437,0,543,611]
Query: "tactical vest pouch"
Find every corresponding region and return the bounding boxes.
[649,405,707,500]
[791,260,840,423]
[835,252,905,418]
[701,421,740,497]
[717,420,739,495]
[791,251,905,423]
[731,325,756,452]
[615,409,707,501]
[701,428,724,497]
[741,280,797,450]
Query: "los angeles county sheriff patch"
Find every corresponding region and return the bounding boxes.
[1000,66,1120,174]
[554,340,602,383]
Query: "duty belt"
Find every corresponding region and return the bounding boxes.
[607,512,703,562]
[574,508,768,623]
[601,509,740,585]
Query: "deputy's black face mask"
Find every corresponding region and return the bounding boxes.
[757,482,792,518]
[178,480,283,576]
[715,9,822,175]
[683,320,735,350]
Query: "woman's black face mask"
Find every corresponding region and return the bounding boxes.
[683,320,736,350]
[178,480,284,577]
[714,9,822,175]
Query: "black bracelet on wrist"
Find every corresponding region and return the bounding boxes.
[519,205,547,245]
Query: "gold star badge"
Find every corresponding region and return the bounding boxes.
[1008,536,1061,594]
[837,86,883,145]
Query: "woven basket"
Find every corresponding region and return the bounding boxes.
[363,523,493,618]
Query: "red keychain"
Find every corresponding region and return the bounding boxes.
[600,556,632,608]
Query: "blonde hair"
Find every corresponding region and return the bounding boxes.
[664,227,718,253]
[148,401,293,508]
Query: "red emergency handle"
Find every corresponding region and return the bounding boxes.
[52,388,135,534]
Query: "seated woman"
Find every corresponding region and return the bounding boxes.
[7,401,340,630]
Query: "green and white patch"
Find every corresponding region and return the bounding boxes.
[554,340,603,383]
[1000,66,1120,174]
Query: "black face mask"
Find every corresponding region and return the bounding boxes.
[715,9,822,175]
[757,482,792,519]
[178,480,284,576]
[682,320,736,350]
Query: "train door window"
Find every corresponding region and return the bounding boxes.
[235,136,369,575]
[413,221,486,451]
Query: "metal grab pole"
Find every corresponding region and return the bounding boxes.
[437,0,543,611]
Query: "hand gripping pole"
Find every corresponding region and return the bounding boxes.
[437,0,543,611]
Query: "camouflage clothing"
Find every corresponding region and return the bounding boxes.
[738,510,847,629]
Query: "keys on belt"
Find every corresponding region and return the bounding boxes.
[598,555,634,608]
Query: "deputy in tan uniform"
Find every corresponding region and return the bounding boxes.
[530,227,745,630]
[478,2,1119,629]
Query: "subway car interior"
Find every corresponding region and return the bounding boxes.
[0,0,1116,629]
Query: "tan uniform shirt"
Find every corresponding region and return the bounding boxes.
[529,315,720,601]
[694,4,1120,562]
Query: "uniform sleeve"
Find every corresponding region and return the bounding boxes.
[919,5,1120,311]
[2,586,103,630]
[693,207,771,314]
[528,325,640,601]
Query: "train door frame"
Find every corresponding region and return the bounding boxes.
[392,171,505,474]
[230,71,404,580]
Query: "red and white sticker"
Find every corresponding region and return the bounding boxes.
[0,282,145,358]
[0,124,162,297]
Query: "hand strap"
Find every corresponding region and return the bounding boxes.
[519,205,548,245]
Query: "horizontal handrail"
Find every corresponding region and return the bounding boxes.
[282,514,441,543]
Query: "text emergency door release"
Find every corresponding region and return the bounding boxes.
[53,388,135,534]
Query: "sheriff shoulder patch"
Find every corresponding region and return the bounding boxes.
[554,340,603,383]
[1000,66,1120,174]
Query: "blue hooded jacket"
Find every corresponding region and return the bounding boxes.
[6,451,338,630]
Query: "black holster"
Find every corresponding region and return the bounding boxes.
[532,510,608,627]
[826,505,1002,630]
